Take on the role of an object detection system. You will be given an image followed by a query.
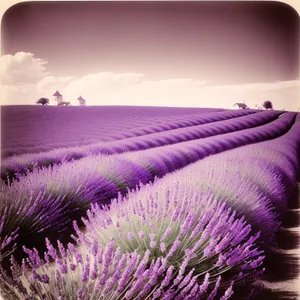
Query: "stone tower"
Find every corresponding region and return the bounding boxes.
[52,90,63,105]
[77,95,86,106]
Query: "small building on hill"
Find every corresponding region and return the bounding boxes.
[233,103,249,110]
[77,95,86,106]
[52,90,63,105]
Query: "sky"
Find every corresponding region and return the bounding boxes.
[0,1,299,110]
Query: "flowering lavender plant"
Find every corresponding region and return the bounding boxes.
[1,181,264,299]
[75,181,264,294]
[0,156,153,270]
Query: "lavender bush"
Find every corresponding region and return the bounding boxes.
[0,180,76,273]
[1,183,264,299]
[0,193,19,267]
[0,156,153,270]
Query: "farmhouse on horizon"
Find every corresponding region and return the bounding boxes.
[233,102,249,110]
[52,90,87,106]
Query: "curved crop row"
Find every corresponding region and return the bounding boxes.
[1,110,276,182]
[100,110,279,155]
[0,112,295,270]
[0,157,154,272]
[1,109,257,182]
[291,111,300,123]
[140,119,300,246]
[0,183,264,299]
[123,112,296,175]
[101,109,255,140]
[1,107,224,158]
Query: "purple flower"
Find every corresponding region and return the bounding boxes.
[207,276,221,300]
[91,240,99,257]
[127,232,134,240]
[220,281,234,300]
[198,272,210,296]
[160,242,166,253]
[178,268,195,289]
[39,274,50,284]
[75,252,83,264]
[138,231,145,240]
[149,232,155,240]
[161,226,172,242]
[135,250,150,277]
[117,252,138,293]
[166,239,181,258]
[162,265,175,287]
[57,240,66,257]
[150,240,157,248]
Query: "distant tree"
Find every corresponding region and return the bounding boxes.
[36,98,49,105]
[262,101,273,110]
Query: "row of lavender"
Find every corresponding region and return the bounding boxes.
[134,118,300,246]
[1,109,257,182]
[1,107,227,158]
[0,112,295,272]
[1,113,299,299]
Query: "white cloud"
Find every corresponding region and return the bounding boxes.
[36,76,77,102]
[64,72,145,105]
[0,52,49,85]
[64,73,213,106]
[0,84,38,105]
[66,72,143,91]
[37,76,76,92]
[64,71,300,111]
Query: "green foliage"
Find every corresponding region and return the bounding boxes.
[262,101,273,110]
[36,98,49,105]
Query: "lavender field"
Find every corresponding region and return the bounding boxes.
[1,106,224,158]
[0,106,299,300]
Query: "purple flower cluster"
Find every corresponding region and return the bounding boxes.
[0,155,153,271]
[0,202,19,264]
[1,181,264,299]
[76,180,264,293]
